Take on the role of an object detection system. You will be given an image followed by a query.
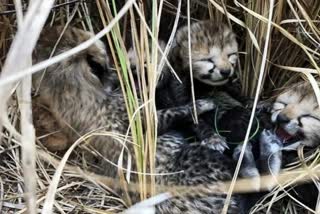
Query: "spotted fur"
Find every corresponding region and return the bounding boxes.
[156,133,240,214]
[32,26,244,213]
[152,20,240,152]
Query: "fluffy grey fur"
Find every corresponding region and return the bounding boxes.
[33,26,243,213]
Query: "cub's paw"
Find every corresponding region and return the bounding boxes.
[233,142,260,189]
[260,129,283,190]
[232,142,253,161]
[257,100,273,113]
[194,99,216,114]
[260,129,283,155]
[244,100,272,114]
[201,134,229,153]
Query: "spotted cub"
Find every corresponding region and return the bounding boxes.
[172,20,238,86]
[155,20,239,152]
[271,82,320,148]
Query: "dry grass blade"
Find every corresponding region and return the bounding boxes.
[0,176,3,212]
[187,0,198,123]
[38,147,320,201]
[303,73,320,106]
[41,133,90,214]
[0,0,56,213]
[0,0,136,88]
[1,0,320,213]
[123,193,171,214]
[17,74,37,213]
[222,0,275,212]
[0,0,55,108]
[157,0,181,78]
[234,0,320,73]
[41,129,130,213]
[96,0,141,202]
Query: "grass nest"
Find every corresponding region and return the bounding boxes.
[0,0,320,213]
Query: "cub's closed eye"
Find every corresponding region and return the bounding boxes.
[274,101,287,107]
[299,114,320,122]
[227,53,237,58]
[272,102,286,111]
[200,58,214,63]
[228,53,238,65]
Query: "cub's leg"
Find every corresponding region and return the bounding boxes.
[259,129,283,176]
[157,99,216,134]
[193,117,229,152]
[233,142,260,195]
[33,100,71,152]
[233,129,283,214]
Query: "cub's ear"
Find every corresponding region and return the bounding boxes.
[86,54,107,83]
[175,25,188,45]
[127,46,138,74]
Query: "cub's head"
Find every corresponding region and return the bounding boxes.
[128,40,167,73]
[173,20,238,86]
[127,40,169,89]
[271,82,320,147]
[33,26,114,102]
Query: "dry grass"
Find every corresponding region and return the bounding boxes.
[0,0,320,213]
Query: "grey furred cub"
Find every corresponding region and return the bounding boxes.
[156,20,239,152]
[33,26,244,213]
[33,27,129,176]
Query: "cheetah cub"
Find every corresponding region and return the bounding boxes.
[156,20,239,152]
[271,82,320,148]
[172,21,238,86]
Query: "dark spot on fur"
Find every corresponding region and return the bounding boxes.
[86,54,106,84]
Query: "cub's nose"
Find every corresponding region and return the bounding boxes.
[276,113,290,124]
[220,69,231,78]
